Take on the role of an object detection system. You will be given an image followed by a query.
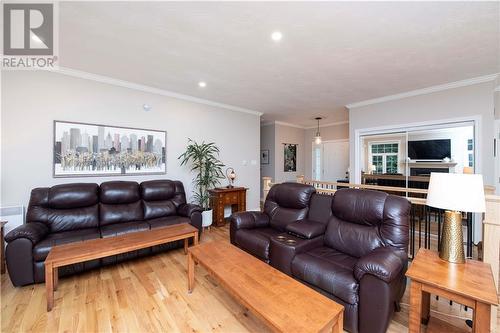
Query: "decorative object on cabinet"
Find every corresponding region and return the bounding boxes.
[225,167,236,188]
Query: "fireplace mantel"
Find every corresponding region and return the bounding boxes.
[408,161,457,169]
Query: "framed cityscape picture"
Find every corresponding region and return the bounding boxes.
[53,120,166,177]
[283,143,297,172]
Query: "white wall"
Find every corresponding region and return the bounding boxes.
[260,124,275,197]
[349,81,497,185]
[304,123,349,178]
[274,124,305,183]
[1,71,261,228]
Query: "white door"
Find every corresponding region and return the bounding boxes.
[313,140,349,181]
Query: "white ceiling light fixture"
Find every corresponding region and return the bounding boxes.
[314,117,322,145]
[198,81,207,88]
[143,104,152,112]
[271,31,283,42]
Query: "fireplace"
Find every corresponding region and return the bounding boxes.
[410,167,449,176]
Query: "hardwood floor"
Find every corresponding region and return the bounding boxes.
[1,225,497,333]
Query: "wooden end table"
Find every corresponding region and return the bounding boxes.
[1,221,7,274]
[406,248,499,332]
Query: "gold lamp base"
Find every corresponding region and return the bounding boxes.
[439,210,465,264]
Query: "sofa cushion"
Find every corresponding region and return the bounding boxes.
[147,216,190,229]
[48,183,99,209]
[100,201,143,226]
[291,247,359,304]
[324,215,384,258]
[332,188,387,226]
[140,180,176,201]
[286,219,326,239]
[33,228,101,261]
[143,200,176,220]
[100,181,140,204]
[100,221,150,238]
[234,227,281,260]
[307,193,333,224]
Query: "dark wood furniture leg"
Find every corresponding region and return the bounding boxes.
[45,262,54,311]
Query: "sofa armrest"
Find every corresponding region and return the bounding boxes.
[286,220,326,239]
[230,211,269,230]
[5,222,49,245]
[354,246,407,283]
[177,203,203,218]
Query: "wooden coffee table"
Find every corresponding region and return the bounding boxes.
[45,223,198,311]
[187,241,344,333]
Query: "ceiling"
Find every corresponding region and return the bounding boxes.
[59,2,500,127]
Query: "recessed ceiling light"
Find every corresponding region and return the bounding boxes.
[198,81,207,88]
[271,31,283,42]
[143,104,152,112]
[32,35,42,43]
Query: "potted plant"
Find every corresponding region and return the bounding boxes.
[178,139,225,228]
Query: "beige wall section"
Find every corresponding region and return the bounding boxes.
[1,71,262,225]
[274,124,305,183]
[348,81,497,185]
[304,123,349,178]
[260,124,275,197]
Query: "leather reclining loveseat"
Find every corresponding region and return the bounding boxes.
[230,182,410,333]
[5,180,202,287]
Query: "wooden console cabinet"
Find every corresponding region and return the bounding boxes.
[208,187,247,227]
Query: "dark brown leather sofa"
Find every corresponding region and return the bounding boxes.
[230,183,410,333]
[5,180,202,287]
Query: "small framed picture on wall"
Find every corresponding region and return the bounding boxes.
[261,149,270,164]
[283,143,297,172]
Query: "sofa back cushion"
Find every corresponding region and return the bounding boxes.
[99,181,143,226]
[264,183,315,231]
[140,180,186,219]
[307,193,333,224]
[325,189,410,257]
[26,183,99,233]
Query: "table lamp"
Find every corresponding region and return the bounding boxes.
[226,167,236,188]
[426,172,485,263]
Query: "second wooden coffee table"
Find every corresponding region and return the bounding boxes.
[187,241,344,333]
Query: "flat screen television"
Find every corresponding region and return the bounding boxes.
[408,139,451,160]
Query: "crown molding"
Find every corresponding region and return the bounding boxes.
[304,120,349,129]
[495,85,500,92]
[49,67,263,116]
[346,73,499,109]
[274,121,305,129]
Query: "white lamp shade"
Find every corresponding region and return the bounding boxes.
[426,172,485,213]
[314,136,322,145]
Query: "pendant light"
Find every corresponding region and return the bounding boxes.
[314,117,322,145]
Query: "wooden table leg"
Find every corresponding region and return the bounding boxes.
[53,267,58,291]
[421,290,430,324]
[45,262,54,311]
[187,251,195,293]
[409,281,423,333]
[194,231,199,245]
[184,238,188,255]
[472,302,491,333]
[332,312,343,333]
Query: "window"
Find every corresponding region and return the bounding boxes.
[313,146,322,180]
[369,142,399,174]
[467,139,473,151]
